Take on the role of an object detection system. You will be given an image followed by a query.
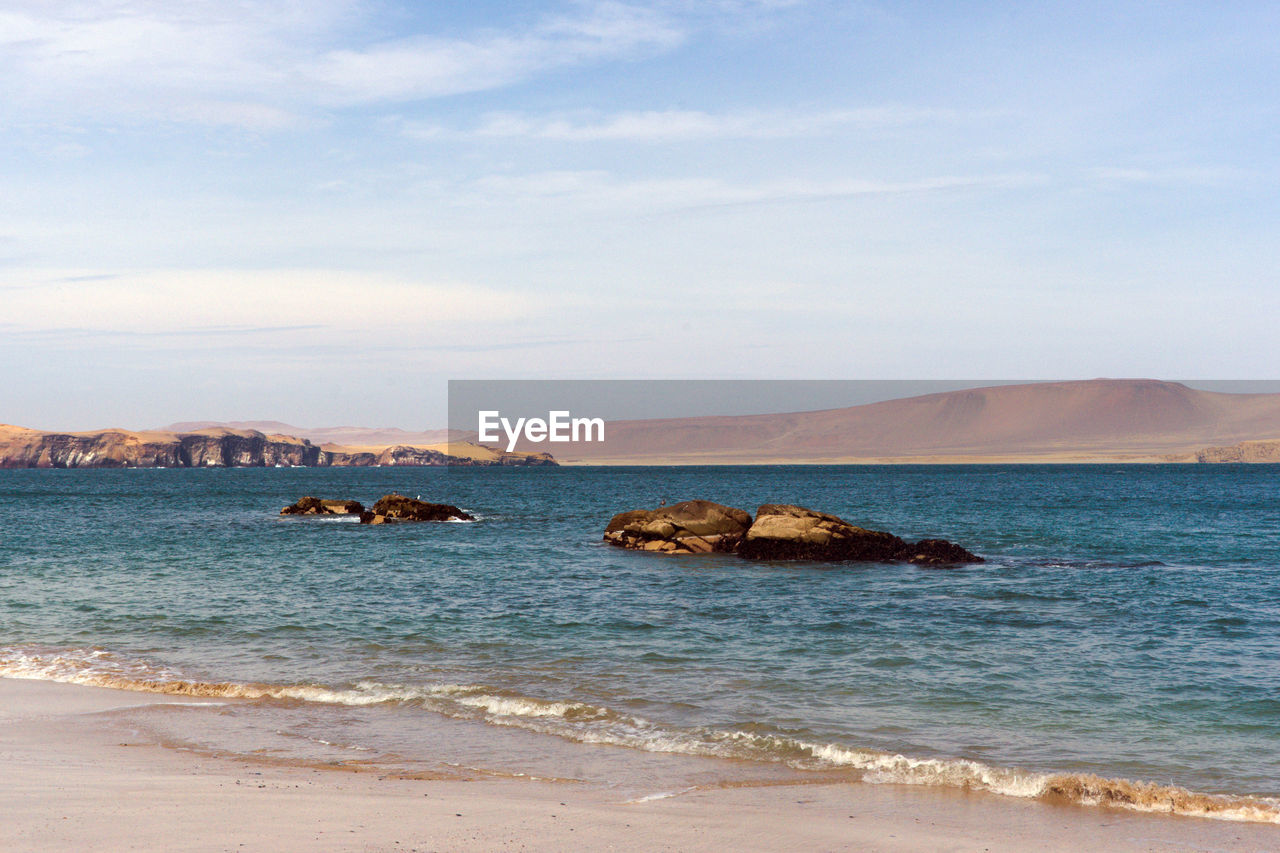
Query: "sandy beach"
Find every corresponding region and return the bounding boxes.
[2,677,1275,853]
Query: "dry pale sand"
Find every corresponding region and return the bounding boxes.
[3,678,1277,852]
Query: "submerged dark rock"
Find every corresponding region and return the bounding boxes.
[905,538,984,566]
[605,501,982,564]
[359,493,474,524]
[280,496,365,516]
[603,500,752,554]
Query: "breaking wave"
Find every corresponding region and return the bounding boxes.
[3,644,1278,824]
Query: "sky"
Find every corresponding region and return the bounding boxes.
[2,1,1278,429]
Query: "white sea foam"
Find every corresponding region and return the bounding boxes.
[624,787,698,803]
[802,741,1048,797]
[3,644,1278,824]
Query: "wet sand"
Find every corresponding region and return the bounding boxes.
[2,677,1275,852]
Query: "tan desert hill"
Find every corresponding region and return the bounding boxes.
[508,379,1280,464]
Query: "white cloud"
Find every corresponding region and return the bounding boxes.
[402,105,974,142]
[0,2,685,127]
[309,5,681,104]
[1089,166,1251,188]
[0,269,535,335]
[0,2,320,127]
[465,169,1045,212]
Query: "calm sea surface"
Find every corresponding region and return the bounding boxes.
[2,466,1279,818]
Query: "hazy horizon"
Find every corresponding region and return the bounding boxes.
[10,379,1280,433]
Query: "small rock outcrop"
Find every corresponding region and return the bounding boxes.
[603,500,752,554]
[359,494,474,524]
[604,501,982,565]
[280,496,365,516]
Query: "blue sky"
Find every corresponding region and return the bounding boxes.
[2,1,1277,429]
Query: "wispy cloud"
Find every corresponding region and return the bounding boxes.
[402,105,982,142]
[465,169,1045,212]
[308,3,683,105]
[0,269,538,334]
[0,1,324,128]
[7,324,328,343]
[1089,166,1254,188]
[0,2,685,127]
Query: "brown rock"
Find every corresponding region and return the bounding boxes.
[281,496,365,516]
[604,510,652,533]
[907,539,984,566]
[738,504,981,564]
[737,504,903,561]
[322,499,365,514]
[603,500,751,555]
[359,494,474,523]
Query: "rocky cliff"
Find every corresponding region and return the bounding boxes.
[318,444,555,467]
[0,425,556,468]
[0,426,318,468]
[1181,439,1280,463]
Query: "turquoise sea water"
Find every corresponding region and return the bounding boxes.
[2,466,1279,819]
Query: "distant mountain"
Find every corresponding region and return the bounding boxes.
[162,420,301,435]
[514,379,1280,464]
[161,422,460,448]
[13,379,1280,468]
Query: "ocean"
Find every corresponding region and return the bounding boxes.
[2,465,1279,822]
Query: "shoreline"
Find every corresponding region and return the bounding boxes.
[554,454,1271,465]
[3,677,1277,852]
[5,643,1280,826]
[7,457,1280,468]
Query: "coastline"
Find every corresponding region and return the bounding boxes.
[4,677,1277,852]
[554,453,1185,465]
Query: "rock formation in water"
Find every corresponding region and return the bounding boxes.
[0,425,557,469]
[603,500,752,554]
[737,504,981,564]
[604,501,982,565]
[359,494,474,524]
[280,497,365,516]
